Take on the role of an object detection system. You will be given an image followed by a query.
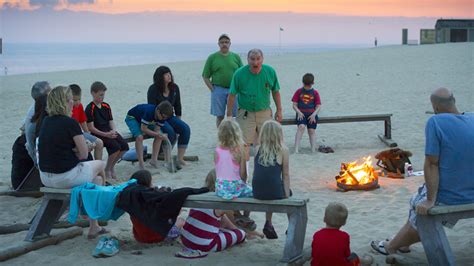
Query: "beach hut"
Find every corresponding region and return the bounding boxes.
[435,19,474,43]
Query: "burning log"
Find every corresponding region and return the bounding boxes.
[335,156,379,191]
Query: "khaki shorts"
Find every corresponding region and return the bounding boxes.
[236,108,272,144]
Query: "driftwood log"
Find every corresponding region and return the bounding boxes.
[0,190,43,198]
[0,227,83,262]
[0,220,107,235]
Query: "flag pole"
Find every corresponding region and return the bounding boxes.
[278,26,281,54]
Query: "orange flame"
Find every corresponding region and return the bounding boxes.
[336,156,378,186]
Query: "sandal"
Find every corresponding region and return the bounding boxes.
[370,240,389,255]
[263,222,278,239]
[175,248,208,259]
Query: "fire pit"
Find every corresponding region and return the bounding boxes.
[335,156,379,191]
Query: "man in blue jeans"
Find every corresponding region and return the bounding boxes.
[202,34,243,128]
[370,87,474,256]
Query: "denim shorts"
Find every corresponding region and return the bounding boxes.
[125,116,156,138]
[211,85,238,117]
[296,113,318,129]
[83,132,98,143]
[408,184,457,230]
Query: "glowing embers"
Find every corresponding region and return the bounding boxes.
[335,156,379,191]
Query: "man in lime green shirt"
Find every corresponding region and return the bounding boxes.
[227,49,283,146]
[202,34,243,128]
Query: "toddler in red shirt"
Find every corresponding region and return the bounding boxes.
[312,202,373,266]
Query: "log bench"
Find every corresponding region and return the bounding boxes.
[27,187,309,263]
[280,113,397,147]
[416,203,474,266]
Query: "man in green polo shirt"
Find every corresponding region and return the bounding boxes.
[227,48,283,146]
[202,34,243,128]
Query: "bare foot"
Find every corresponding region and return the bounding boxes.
[246,230,265,239]
[178,159,187,166]
[147,160,159,169]
[110,168,117,179]
[360,254,374,266]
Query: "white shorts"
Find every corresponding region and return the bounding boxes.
[40,161,95,189]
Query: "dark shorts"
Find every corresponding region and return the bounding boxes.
[296,113,318,129]
[95,133,129,154]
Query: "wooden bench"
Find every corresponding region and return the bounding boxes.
[416,203,474,266]
[281,113,397,147]
[27,187,309,263]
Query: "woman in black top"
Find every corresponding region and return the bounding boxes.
[38,86,107,238]
[147,66,191,166]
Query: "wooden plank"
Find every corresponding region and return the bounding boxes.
[40,189,308,207]
[428,203,474,215]
[1,227,83,262]
[280,113,392,126]
[417,215,455,266]
[378,134,398,147]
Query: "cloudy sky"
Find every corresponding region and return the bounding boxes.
[1,0,472,44]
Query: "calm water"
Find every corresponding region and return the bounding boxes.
[0,43,367,76]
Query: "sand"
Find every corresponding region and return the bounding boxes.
[0,42,473,265]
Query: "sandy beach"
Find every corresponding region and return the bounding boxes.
[0,42,473,265]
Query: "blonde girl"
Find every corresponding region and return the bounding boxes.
[214,119,252,199]
[252,120,290,239]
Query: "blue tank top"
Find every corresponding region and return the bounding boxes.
[252,151,285,200]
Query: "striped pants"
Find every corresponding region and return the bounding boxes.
[210,228,246,252]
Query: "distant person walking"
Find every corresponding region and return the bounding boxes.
[202,34,243,128]
[374,38,378,47]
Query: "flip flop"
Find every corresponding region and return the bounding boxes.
[370,240,389,255]
[385,238,411,253]
[175,248,208,259]
[87,227,110,240]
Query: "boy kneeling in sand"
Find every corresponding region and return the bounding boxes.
[312,202,373,266]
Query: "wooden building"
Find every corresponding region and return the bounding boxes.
[435,19,474,43]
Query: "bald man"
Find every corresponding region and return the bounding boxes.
[226,49,282,145]
[371,87,474,256]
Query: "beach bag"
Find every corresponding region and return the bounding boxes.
[11,134,35,189]
[375,148,412,174]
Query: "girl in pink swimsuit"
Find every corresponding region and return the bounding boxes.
[214,120,252,199]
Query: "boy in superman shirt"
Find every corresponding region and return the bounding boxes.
[291,73,321,153]
[125,101,173,170]
[312,202,373,266]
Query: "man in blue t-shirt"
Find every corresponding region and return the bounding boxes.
[125,101,173,170]
[371,87,474,256]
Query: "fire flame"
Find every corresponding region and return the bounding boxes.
[336,156,378,186]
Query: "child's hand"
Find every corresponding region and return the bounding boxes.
[297,111,304,121]
[309,114,317,124]
[107,131,118,138]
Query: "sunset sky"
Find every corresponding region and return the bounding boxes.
[1,0,472,44]
[1,0,473,17]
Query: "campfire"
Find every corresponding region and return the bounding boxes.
[335,156,379,191]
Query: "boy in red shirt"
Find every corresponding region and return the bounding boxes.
[70,84,104,160]
[312,202,373,266]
